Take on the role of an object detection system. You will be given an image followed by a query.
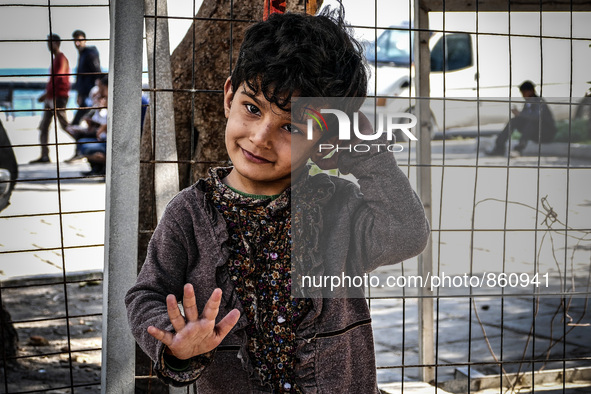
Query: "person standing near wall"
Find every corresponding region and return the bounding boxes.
[71,29,101,126]
[30,34,70,164]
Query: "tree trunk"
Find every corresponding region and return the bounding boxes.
[170,0,258,186]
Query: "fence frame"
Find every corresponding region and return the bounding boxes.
[101,0,144,392]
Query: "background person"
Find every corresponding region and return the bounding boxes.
[487,80,557,156]
[65,75,106,162]
[77,75,108,176]
[71,29,101,126]
[30,34,70,164]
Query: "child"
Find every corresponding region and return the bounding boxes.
[125,8,430,393]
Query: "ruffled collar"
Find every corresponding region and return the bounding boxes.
[204,167,291,215]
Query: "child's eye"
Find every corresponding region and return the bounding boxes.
[245,103,261,115]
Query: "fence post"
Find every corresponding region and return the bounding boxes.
[415,0,435,383]
[101,0,144,392]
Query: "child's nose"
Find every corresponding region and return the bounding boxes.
[249,121,274,147]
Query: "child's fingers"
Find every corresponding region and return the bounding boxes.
[183,283,198,321]
[200,288,223,322]
[214,309,241,340]
[147,325,174,347]
[166,294,186,333]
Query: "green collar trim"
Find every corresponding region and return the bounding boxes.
[226,184,282,201]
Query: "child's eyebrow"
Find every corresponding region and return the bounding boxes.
[239,90,293,121]
[240,90,262,106]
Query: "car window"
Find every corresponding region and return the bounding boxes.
[431,33,473,72]
[431,36,445,71]
[373,28,413,65]
[447,34,472,70]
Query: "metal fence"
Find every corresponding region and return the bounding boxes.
[1,0,590,393]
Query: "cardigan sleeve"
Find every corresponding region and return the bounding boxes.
[124,193,212,386]
[337,143,431,273]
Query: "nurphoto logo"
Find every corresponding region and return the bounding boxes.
[304,107,418,153]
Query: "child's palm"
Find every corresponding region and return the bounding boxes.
[147,285,240,360]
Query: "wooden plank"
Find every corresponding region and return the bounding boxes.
[415,1,435,384]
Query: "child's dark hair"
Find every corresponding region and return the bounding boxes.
[231,8,367,114]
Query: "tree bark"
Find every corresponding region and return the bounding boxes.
[171,0,257,186]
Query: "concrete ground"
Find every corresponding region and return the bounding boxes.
[1,116,590,392]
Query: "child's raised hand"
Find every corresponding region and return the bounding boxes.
[147,284,240,360]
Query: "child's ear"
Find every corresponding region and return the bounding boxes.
[223,77,234,118]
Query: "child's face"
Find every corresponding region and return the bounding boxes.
[223,78,323,196]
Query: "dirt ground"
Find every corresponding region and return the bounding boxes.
[1,275,589,393]
[0,277,103,393]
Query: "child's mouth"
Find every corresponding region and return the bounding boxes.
[242,148,271,164]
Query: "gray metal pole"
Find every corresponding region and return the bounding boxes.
[101,0,144,392]
[414,0,435,383]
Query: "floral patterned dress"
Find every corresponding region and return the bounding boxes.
[206,168,312,393]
